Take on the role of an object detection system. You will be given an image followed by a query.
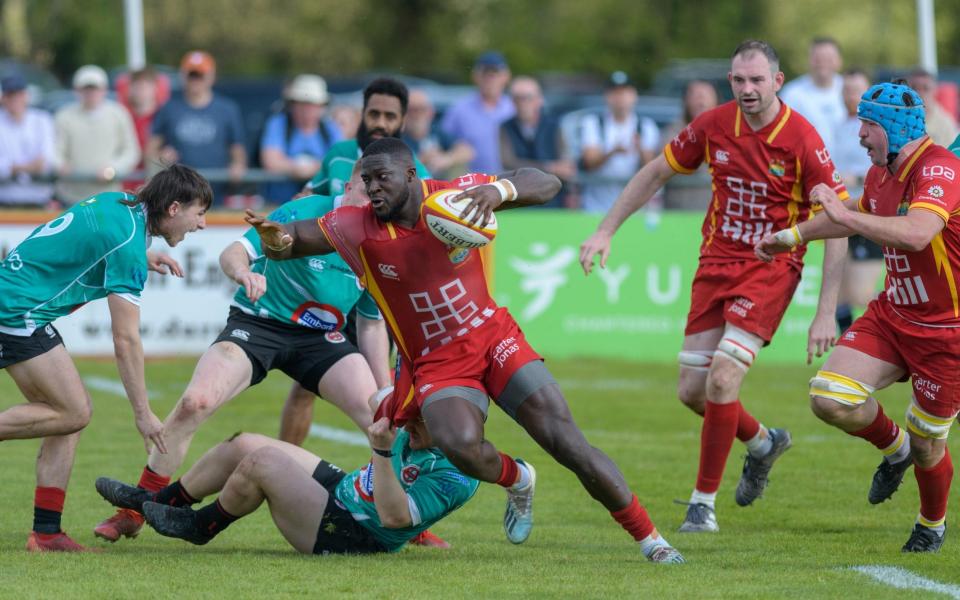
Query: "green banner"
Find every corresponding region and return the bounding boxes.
[492,210,827,364]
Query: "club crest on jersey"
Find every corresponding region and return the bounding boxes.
[832,170,843,184]
[448,247,469,264]
[928,185,945,199]
[325,331,346,344]
[292,302,344,331]
[768,159,785,177]
[897,200,909,216]
[401,464,420,485]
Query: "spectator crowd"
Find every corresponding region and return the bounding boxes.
[1,43,958,212]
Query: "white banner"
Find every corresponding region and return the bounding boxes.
[0,220,247,356]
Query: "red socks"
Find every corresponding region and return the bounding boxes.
[696,400,741,493]
[849,405,899,451]
[735,403,761,442]
[916,449,953,525]
[33,486,66,534]
[495,453,519,487]
[138,465,171,493]
[610,494,655,541]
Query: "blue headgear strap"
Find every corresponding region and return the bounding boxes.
[857,82,925,156]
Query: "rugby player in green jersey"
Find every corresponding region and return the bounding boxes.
[96,389,478,554]
[0,164,211,551]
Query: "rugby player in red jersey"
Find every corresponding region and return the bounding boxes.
[757,82,960,552]
[580,40,849,532]
[245,137,685,563]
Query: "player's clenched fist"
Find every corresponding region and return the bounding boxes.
[244,209,293,253]
[810,183,847,224]
[367,416,397,452]
[579,229,613,275]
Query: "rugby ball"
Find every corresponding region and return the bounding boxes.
[422,189,498,249]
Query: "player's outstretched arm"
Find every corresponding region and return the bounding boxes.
[244,209,335,260]
[357,315,391,389]
[492,167,562,209]
[107,294,166,454]
[220,241,266,303]
[367,417,413,528]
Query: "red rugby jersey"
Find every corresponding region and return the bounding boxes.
[318,174,499,363]
[858,138,960,327]
[665,100,848,266]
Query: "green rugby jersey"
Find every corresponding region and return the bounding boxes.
[950,133,960,158]
[234,194,380,329]
[0,192,148,335]
[306,139,431,195]
[334,429,479,551]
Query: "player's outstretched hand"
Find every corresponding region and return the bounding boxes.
[455,185,501,228]
[806,311,837,365]
[367,416,397,452]
[754,233,792,263]
[135,410,166,455]
[810,183,847,224]
[579,230,613,275]
[237,271,267,303]
[244,209,293,253]
[146,251,184,277]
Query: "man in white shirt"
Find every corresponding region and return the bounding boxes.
[579,71,660,214]
[907,68,959,148]
[780,37,845,155]
[0,74,57,207]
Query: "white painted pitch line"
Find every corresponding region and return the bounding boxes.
[850,566,960,599]
[84,376,161,399]
[308,424,369,447]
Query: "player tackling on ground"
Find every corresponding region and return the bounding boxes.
[0,165,211,551]
[757,82,960,552]
[246,137,685,563]
[580,40,848,532]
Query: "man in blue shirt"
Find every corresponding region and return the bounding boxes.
[441,51,515,173]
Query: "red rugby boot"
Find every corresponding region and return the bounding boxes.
[26,531,91,552]
[93,509,144,542]
[409,529,451,549]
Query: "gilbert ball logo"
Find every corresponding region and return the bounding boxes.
[291,302,344,331]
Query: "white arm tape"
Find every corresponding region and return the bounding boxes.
[773,225,803,248]
[490,179,518,203]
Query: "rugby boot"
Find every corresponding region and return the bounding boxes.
[676,501,718,533]
[95,477,154,512]
[901,522,945,553]
[868,453,913,505]
[409,529,451,549]
[735,428,793,506]
[27,531,93,552]
[503,459,536,544]
[142,502,213,545]
[94,509,144,542]
[646,545,686,564]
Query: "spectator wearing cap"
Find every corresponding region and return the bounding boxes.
[402,89,474,180]
[260,74,342,202]
[441,51,514,173]
[907,68,959,147]
[54,65,140,204]
[499,76,575,207]
[0,74,57,207]
[149,50,246,203]
[578,71,660,213]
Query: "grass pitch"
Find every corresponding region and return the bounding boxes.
[1,357,957,599]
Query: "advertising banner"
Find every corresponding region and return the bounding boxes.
[492,211,827,364]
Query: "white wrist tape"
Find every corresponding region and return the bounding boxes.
[490,179,518,203]
[773,225,803,248]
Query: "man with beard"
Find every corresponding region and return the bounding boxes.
[304,78,430,196]
[757,82,960,552]
[245,138,686,563]
[580,40,849,533]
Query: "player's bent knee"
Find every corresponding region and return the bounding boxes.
[905,401,956,442]
[176,390,216,420]
[238,446,285,478]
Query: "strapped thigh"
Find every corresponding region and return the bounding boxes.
[715,324,762,371]
[809,370,876,406]
[905,397,957,440]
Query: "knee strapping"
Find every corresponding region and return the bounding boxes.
[809,370,875,406]
[905,399,956,440]
[678,350,714,371]
[716,326,761,370]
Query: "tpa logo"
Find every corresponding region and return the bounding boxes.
[379,263,399,279]
[815,147,832,164]
[715,150,730,163]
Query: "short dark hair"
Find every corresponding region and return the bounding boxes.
[843,67,870,79]
[361,137,415,166]
[810,36,840,51]
[129,67,157,83]
[133,164,213,233]
[732,39,780,72]
[363,77,409,114]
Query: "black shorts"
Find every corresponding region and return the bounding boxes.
[849,235,883,261]
[214,307,359,392]
[310,461,387,555]
[0,324,64,369]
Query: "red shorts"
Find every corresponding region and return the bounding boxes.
[388,307,542,425]
[685,259,801,342]
[838,299,960,418]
